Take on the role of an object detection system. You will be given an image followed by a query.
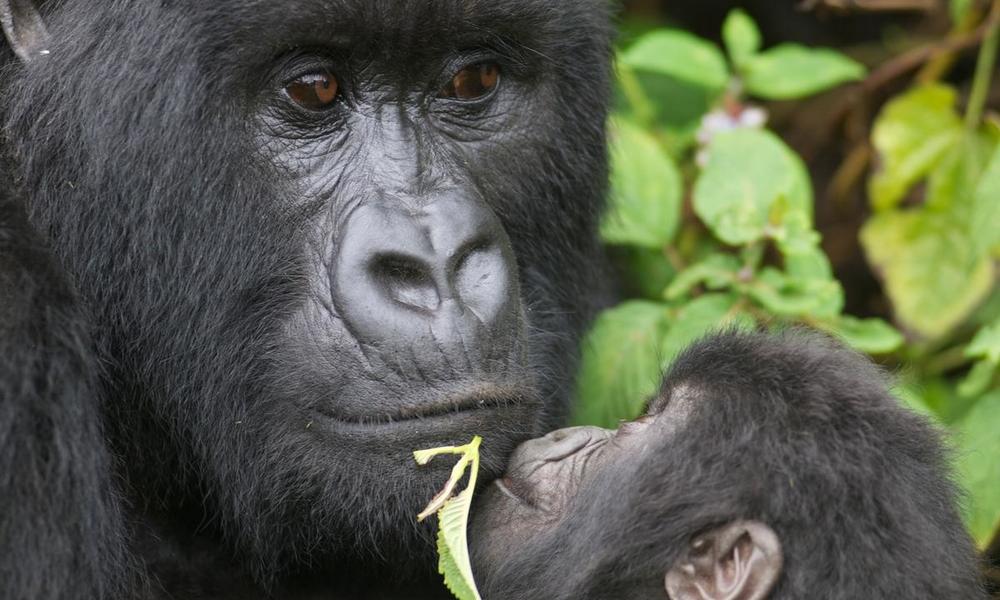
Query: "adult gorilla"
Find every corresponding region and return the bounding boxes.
[0,1,612,598]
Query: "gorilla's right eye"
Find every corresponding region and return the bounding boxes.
[284,70,339,111]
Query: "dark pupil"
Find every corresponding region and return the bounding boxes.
[286,71,338,110]
[444,63,499,100]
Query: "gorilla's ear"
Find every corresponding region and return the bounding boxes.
[0,0,51,62]
[664,520,782,600]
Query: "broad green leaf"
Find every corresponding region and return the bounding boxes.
[621,30,730,91]
[573,301,671,427]
[925,130,999,213]
[694,129,812,246]
[414,437,483,600]
[723,9,761,70]
[954,390,1000,546]
[664,253,741,300]
[969,143,1000,255]
[861,211,994,340]
[868,84,963,211]
[660,293,753,367]
[742,44,865,100]
[601,118,683,248]
[819,315,904,354]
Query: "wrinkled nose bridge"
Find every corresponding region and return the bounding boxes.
[365,103,427,188]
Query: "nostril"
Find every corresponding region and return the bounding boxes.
[370,253,440,312]
[452,238,508,320]
[548,429,568,442]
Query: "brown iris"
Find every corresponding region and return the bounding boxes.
[440,62,500,100]
[285,70,339,111]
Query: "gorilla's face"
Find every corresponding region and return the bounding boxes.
[7,0,612,579]
[258,13,541,456]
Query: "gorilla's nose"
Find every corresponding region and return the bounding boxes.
[332,194,524,371]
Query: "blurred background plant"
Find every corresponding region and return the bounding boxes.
[572,0,1000,590]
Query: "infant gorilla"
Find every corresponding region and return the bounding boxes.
[470,331,986,600]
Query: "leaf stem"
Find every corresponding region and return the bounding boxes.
[923,344,973,376]
[965,0,1000,130]
[618,62,656,126]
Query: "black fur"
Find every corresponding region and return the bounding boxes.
[0,1,613,597]
[477,331,986,599]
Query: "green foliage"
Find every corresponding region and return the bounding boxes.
[620,30,729,92]
[602,118,682,248]
[741,45,865,100]
[864,84,999,340]
[580,8,1000,548]
[955,390,1000,546]
[693,129,812,246]
[722,9,761,71]
[414,437,484,600]
[868,85,964,212]
[574,301,671,428]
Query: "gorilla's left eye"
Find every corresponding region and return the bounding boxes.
[284,70,339,111]
[440,62,500,101]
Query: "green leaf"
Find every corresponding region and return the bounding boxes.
[664,253,741,300]
[954,390,1000,547]
[621,30,730,91]
[694,129,812,246]
[742,44,865,100]
[744,267,842,319]
[722,9,761,71]
[573,301,671,427]
[414,437,483,600]
[783,244,834,281]
[861,211,994,340]
[868,84,963,212]
[436,486,479,600]
[660,293,753,367]
[958,360,997,399]
[601,118,683,248]
[969,143,1000,255]
[819,315,904,354]
[925,130,999,213]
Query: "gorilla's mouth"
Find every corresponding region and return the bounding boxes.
[313,383,536,427]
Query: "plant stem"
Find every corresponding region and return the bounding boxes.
[965,0,1000,130]
[923,344,972,376]
[617,62,656,126]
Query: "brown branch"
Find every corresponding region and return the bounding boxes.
[799,0,937,13]
[862,20,995,93]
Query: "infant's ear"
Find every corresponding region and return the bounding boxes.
[664,520,782,600]
[0,0,52,62]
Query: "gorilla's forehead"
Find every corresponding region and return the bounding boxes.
[196,0,603,53]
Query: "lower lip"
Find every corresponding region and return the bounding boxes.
[310,402,528,438]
